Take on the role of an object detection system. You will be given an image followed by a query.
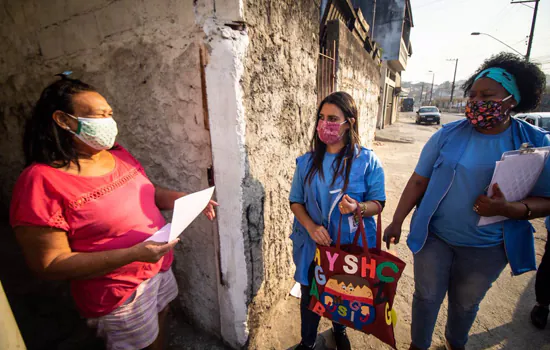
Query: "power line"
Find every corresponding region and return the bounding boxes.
[512,37,528,45]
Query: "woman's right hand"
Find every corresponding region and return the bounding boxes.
[307,224,332,246]
[131,239,179,263]
[383,222,402,249]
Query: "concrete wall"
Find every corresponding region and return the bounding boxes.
[370,0,406,62]
[242,0,319,347]
[0,0,235,346]
[329,20,381,146]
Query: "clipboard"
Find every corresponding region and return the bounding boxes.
[478,143,550,226]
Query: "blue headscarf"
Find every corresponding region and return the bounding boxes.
[474,67,521,104]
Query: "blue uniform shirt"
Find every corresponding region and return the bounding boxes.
[416,126,550,247]
[288,147,386,285]
[290,151,385,229]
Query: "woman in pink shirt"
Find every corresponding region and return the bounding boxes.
[10,74,217,350]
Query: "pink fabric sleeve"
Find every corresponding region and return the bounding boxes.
[10,166,70,231]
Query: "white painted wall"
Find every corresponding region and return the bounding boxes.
[203,18,250,348]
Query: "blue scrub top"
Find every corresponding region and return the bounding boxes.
[290,151,385,227]
[415,126,550,247]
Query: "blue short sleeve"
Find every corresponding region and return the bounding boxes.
[414,129,443,178]
[530,135,550,197]
[365,152,386,201]
[289,165,305,204]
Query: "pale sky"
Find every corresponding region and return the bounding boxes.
[402,0,550,85]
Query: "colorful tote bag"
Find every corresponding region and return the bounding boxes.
[308,202,406,349]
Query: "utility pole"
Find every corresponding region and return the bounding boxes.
[371,0,377,38]
[429,71,435,105]
[447,58,459,104]
[420,83,424,105]
[511,0,540,61]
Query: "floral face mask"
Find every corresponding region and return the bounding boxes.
[317,119,347,145]
[465,95,513,130]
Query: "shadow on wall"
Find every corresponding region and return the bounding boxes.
[242,153,266,306]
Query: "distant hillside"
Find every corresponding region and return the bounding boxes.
[402,80,467,101]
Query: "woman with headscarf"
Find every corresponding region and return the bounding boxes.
[384,53,550,350]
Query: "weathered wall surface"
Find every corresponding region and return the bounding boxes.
[241,0,319,347]
[329,20,381,147]
[0,0,224,346]
[203,17,251,348]
[372,0,405,62]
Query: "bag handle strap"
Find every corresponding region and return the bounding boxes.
[336,201,382,258]
[336,202,368,253]
[336,214,343,250]
[351,201,383,250]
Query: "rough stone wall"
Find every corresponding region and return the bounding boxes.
[329,20,381,147]
[0,0,224,345]
[241,0,320,346]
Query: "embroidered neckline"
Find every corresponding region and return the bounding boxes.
[68,167,140,210]
[47,167,140,230]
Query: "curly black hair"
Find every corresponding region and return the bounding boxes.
[462,52,547,113]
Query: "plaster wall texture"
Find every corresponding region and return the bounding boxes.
[241,0,320,347]
[0,0,232,344]
[329,20,381,147]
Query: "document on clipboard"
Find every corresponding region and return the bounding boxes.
[478,146,550,226]
[146,187,215,242]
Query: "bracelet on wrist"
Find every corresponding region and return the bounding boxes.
[353,202,368,222]
[360,202,368,215]
[519,200,532,220]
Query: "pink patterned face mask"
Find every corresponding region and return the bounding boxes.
[317,119,347,145]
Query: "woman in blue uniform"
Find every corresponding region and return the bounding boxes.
[289,92,386,350]
[384,53,550,350]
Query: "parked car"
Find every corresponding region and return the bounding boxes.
[514,112,550,131]
[416,106,441,125]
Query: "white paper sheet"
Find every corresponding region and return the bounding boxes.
[145,223,172,243]
[146,187,215,242]
[289,282,302,299]
[478,152,547,226]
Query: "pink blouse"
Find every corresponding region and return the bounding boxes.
[10,144,174,318]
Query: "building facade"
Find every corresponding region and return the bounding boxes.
[352,0,414,128]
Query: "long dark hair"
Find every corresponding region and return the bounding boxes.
[23,74,97,167]
[305,92,361,192]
